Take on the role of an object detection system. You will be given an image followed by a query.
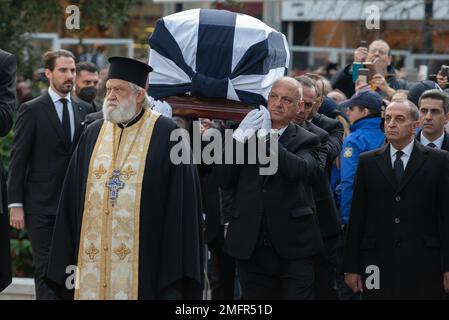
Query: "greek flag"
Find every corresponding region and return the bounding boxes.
[148,9,290,107]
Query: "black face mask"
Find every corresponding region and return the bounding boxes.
[78,86,97,103]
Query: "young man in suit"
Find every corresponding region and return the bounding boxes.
[8,49,94,299]
[416,89,449,151]
[343,100,449,299]
[73,61,100,112]
[0,49,16,293]
[218,77,323,299]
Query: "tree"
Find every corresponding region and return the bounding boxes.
[0,0,140,78]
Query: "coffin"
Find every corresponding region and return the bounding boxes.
[148,8,289,120]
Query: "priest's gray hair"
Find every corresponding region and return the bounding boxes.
[129,82,150,109]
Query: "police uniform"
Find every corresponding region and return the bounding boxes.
[338,90,386,225]
[339,117,385,224]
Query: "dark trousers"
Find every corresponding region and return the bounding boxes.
[237,245,315,300]
[25,214,59,300]
[0,173,12,292]
[314,235,339,300]
[336,226,361,300]
[208,226,236,300]
[0,211,11,292]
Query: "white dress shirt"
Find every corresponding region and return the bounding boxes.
[420,131,445,149]
[390,139,415,170]
[279,126,288,136]
[48,86,75,141]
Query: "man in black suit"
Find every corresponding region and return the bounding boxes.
[219,77,323,299]
[416,89,449,151]
[199,121,236,300]
[295,77,342,299]
[73,61,100,112]
[8,50,94,299]
[0,49,16,293]
[343,100,449,299]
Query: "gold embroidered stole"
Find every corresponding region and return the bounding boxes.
[75,110,160,300]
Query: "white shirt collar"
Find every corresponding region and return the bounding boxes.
[390,139,414,159]
[420,131,445,149]
[278,125,288,137]
[48,86,71,104]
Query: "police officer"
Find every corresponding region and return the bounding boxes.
[338,90,385,226]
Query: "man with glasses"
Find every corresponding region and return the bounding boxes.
[331,39,409,99]
[295,76,343,299]
[296,76,344,177]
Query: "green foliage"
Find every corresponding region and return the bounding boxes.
[70,0,140,31]
[0,1,60,78]
[1,0,140,278]
[0,0,139,77]
[10,229,33,277]
[0,132,12,172]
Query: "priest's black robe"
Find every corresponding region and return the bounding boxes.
[46,113,204,299]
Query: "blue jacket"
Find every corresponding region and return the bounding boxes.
[339,116,385,224]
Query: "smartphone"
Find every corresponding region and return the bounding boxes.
[359,40,368,48]
[357,68,369,85]
[441,65,449,77]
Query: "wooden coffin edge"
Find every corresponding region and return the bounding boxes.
[162,95,254,121]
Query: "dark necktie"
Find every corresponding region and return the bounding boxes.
[60,98,71,144]
[427,142,436,148]
[394,150,404,183]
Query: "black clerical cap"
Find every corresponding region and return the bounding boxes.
[107,56,153,89]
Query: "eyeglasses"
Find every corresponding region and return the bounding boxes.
[368,49,388,56]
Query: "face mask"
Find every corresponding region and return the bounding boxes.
[78,86,97,103]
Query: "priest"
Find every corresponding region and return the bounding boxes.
[46,57,204,300]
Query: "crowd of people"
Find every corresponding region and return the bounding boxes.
[1,37,449,300]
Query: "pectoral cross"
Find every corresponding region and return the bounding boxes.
[106,169,125,205]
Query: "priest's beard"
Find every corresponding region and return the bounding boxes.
[102,94,138,124]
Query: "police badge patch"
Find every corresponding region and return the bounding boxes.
[344,147,353,158]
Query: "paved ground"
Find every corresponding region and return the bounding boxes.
[0,278,35,300]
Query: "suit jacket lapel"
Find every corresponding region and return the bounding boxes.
[397,141,427,193]
[375,144,398,190]
[415,130,421,142]
[42,93,68,149]
[71,99,84,148]
[442,132,449,152]
[262,123,295,187]
[278,123,294,146]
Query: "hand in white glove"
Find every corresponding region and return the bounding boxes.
[232,108,264,143]
[257,105,271,138]
[151,98,173,118]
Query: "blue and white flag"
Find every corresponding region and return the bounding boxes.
[148,9,290,107]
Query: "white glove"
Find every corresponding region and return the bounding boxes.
[151,98,173,118]
[257,105,271,138]
[232,108,264,143]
